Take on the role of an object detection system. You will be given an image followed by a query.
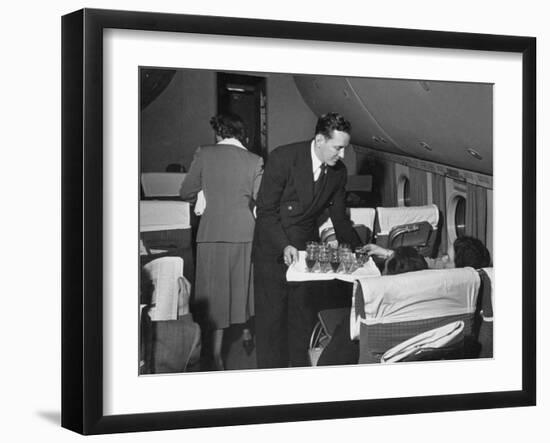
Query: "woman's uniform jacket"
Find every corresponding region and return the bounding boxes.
[180,143,264,243]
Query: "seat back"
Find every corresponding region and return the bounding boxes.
[353,267,480,363]
[141,172,186,198]
[388,221,432,249]
[140,200,191,232]
[475,268,494,358]
[375,205,439,256]
[140,201,194,287]
[318,207,375,244]
[350,207,375,244]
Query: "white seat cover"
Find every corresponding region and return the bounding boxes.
[144,257,184,321]
[349,207,376,231]
[354,267,480,326]
[376,204,439,235]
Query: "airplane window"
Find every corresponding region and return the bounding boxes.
[397,175,411,207]
[455,196,466,238]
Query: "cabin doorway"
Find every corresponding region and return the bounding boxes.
[217,73,267,159]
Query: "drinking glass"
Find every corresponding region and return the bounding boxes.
[338,243,351,254]
[318,247,330,273]
[355,247,366,267]
[305,241,319,272]
[329,247,341,273]
[341,251,354,274]
[305,248,318,272]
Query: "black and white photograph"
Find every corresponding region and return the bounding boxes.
[2,1,542,441]
[138,67,494,374]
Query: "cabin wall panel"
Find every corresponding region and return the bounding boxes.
[141,70,217,173]
[486,190,493,260]
[432,173,448,255]
[267,75,317,152]
[466,182,488,245]
[409,167,428,206]
[140,71,318,173]
[356,151,397,208]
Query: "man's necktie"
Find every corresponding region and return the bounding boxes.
[313,164,327,195]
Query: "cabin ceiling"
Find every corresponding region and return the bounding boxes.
[293,75,493,175]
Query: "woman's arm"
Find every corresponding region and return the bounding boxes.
[179,147,203,202]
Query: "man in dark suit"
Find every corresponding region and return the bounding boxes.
[253,112,362,368]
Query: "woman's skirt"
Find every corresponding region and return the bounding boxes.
[194,242,254,329]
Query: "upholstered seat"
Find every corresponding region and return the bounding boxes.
[352,267,481,363]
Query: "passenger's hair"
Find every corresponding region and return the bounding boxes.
[453,236,491,269]
[165,163,186,173]
[209,113,247,143]
[315,112,352,138]
[385,246,428,276]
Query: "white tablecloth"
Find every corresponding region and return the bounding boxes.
[286,250,381,283]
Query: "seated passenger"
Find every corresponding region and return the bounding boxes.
[453,236,492,269]
[317,246,427,366]
[364,235,491,270]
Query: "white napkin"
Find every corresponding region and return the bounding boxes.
[286,251,381,283]
[194,190,206,216]
[381,320,465,363]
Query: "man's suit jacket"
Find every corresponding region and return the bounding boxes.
[180,144,263,243]
[254,141,360,258]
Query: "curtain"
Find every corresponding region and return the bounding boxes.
[409,167,428,206]
[466,183,487,244]
[431,173,447,254]
[380,161,397,207]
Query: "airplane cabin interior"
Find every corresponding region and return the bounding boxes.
[139,67,493,373]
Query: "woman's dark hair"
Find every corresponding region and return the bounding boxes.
[314,112,352,138]
[453,236,491,269]
[385,246,428,276]
[209,113,247,144]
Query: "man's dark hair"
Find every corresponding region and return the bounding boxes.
[385,246,428,276]
[453,236,491,269]
[315,112,352,138]
[209,113,247,144]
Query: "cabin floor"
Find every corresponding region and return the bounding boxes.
[197,280,356,372]
[199,321,257,372]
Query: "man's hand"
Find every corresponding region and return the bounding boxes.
[283,245,299,266]
[362,243,393,259]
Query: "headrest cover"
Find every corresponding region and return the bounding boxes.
[349,207,376,230]
[144,257,184,321]
[141,172,186,197]
[356,267,480,325]
[376,204,439,235]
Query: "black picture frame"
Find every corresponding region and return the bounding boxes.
[61,8,536,435]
